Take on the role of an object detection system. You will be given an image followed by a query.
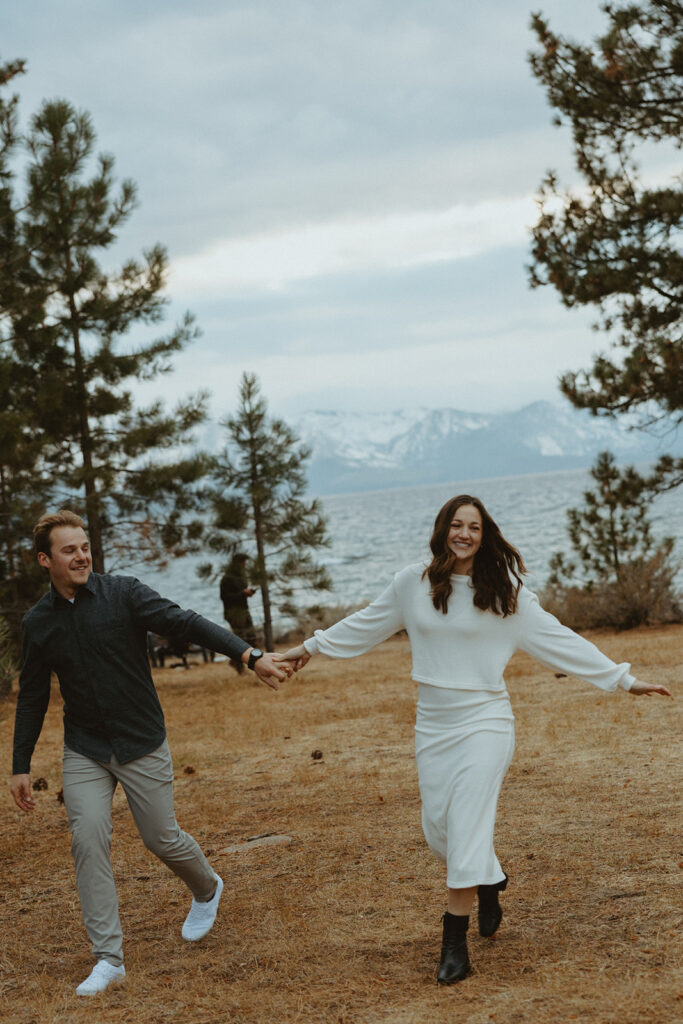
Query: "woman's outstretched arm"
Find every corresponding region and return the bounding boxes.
[277,577,405,668]
[517,588,672,696]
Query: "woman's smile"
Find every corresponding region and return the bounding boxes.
[447,504,483,572]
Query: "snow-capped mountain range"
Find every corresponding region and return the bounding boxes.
[291,402,682,494]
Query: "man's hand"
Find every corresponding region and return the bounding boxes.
[629,678,672,697]
[248,652,293,691]
[275,644,311,672]
[11,774,35,813]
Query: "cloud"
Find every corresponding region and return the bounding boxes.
[170,192,539,294]
[5,0,646,425]
[146,296,599,420]
[144,243,600,420]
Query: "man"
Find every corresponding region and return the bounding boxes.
[220,553,258,672]
[10,510,291,996]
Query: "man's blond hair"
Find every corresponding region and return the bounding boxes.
[33,510,87,556]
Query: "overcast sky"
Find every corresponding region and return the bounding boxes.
[5,1,668,421]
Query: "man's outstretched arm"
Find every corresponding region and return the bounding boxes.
[127,577,292,688]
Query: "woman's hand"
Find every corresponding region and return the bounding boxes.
[251,652,293,690]
[629,678,672,697]
[275,644,311,672]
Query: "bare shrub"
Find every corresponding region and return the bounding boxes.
[275,602,363,643]
[541,546,682,631]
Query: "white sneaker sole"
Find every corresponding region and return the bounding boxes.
[76,967,126,996]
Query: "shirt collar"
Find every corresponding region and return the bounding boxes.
[49,572,97,607]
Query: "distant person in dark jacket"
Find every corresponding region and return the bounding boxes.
[220,554,258,671]
[10,510,291,996]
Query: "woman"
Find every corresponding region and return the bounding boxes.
[278,496,671,985]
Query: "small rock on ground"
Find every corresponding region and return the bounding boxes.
[220,834,293,853]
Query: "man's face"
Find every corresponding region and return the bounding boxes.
[38,526,92,597]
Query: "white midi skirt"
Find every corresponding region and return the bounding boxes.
[415,683,515,889]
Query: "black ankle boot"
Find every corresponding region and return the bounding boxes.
[477,873,508,937]
[436,912,471,985]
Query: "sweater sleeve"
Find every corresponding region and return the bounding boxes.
[516,589,635,692]
[13,623,52,775]
[304,578,404,659]
[126,577,250,660]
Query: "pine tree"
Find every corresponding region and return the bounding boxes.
[0,344,52,646]
[545,451,680,628]
[1,92,210,573]
[200,373,331,650]
[0,59,56,641]
[548,452,669,583]
[528,2,683,430]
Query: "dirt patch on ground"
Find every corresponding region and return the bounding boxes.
[1,625,680,1024]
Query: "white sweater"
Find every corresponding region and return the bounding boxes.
[304,563,634,693]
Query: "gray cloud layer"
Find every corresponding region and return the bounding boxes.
[3,1,655,416]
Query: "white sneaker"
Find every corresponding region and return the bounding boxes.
[182,874,224,941]
[76,960,126,996]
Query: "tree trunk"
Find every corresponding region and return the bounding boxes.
[248,427,273,649]
[67,290,105,572]
[0,605,15,701]
[607,505,621,583]
[0,465,23,648]
[253,506,273,650]
[0,667,12,702]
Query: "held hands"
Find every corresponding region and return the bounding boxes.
[247,651,294,691]
[629,678,672,697]
[274,644,311,672]
[10,774,35,813]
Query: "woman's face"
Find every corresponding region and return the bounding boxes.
[446,503,483,574]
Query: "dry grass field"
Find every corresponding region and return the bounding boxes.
[1,626,681,1024]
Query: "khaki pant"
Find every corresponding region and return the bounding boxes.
[62,740,216,966]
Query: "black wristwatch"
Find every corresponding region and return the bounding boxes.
[247,648,264,671]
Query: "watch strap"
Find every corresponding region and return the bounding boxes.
[247,648,264,671]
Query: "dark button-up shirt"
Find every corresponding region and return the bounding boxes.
[12,572,250,774]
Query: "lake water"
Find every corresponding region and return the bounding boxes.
[130,467,683,631]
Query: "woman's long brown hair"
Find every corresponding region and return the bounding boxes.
[423,495,526,616]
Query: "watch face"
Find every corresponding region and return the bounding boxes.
[248,648,264,667]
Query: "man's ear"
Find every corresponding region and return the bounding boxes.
[37,551,51,570]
